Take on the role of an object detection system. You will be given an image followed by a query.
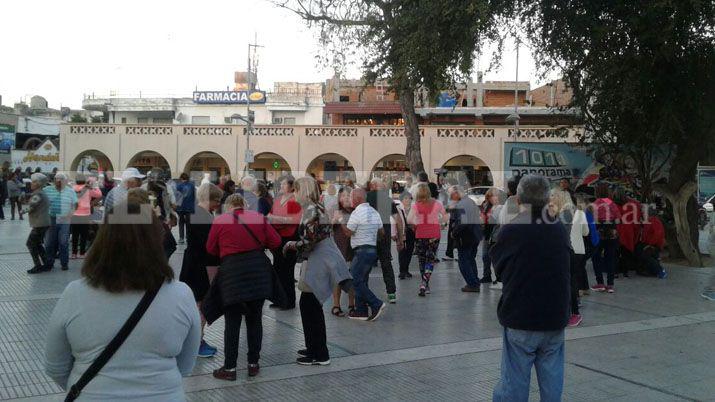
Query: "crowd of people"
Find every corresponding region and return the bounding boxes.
[0,165,677,400]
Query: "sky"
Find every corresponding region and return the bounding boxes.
[0,0,557,110]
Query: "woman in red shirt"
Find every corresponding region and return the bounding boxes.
[407,183,447,297]
[268,176,302,310]
[613,188,642,278]
[206,194,281,380]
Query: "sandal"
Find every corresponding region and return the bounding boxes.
[331,306,345,317]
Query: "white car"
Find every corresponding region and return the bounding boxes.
[467,186,499,206]
[704,194,714,213]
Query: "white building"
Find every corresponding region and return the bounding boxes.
[82,82,325,126]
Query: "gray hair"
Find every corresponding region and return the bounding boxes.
[517,174,550,208]
[31,173,48,185]
[54,172,68,183]
[197,182,222,204]
[241,175,257,191]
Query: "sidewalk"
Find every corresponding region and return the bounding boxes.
[1,211,714,401]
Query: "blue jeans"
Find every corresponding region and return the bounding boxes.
[45,217,70,269]
[457,242,479,287]
[351,248,382,315]
[493,327,565,402]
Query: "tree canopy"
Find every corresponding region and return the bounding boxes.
[275,0,512,173]
[519,0,715,265]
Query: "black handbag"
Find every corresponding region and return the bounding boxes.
[65,286,160,401]
[235,214,289,308]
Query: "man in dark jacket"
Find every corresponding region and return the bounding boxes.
[490,174,570,402]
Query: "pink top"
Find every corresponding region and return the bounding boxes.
[72,184,102,217]
[407,200,446,239]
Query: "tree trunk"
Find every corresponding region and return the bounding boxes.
[398,87,425,175]
[657,181,702,266]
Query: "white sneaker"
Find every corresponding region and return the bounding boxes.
[489,282,503,290]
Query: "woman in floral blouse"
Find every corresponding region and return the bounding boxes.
[283,177,352,366]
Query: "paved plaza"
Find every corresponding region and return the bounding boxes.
[1,211,714,401]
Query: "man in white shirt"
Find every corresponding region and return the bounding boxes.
[344,187,387,322]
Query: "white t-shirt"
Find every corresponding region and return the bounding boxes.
[346,203,382,248]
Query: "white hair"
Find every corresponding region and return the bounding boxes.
[241,175,257,191]
[517,174,550,207]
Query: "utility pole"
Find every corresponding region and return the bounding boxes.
[506,38,521,138]
[245,33,263,173]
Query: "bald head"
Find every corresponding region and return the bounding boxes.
[351,187,367,207]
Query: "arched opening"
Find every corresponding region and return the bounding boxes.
[249,152,292,184]
[23,137,43,150]
[184,151,230,184]
[370,153,411,191]
[441,155,494,188]
[71,150,114,175]
[127,151,171,178]
[306,153,356,189]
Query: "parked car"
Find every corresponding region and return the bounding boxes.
[699,194,714,229]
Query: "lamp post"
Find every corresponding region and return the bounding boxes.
[506,38,521,137]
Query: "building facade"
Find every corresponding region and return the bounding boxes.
[61,123,582,189]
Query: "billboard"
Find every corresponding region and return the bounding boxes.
[0,124,15,154]
[192,90,267,104]
[697,166,715,203]
[503,142,642,193]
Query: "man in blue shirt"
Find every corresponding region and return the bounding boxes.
[43,173,77,271]
[175,173,196,244]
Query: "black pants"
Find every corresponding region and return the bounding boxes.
[445,220,455,258]
[71,219,90,255]
[0,197,5,219]
[570,252,584,315]
[618,245,638,275]
[224,300,264,368]
[635,243,663,276]
[399,228,416,275]
[163,229,177,260]
[377,228,396,294]
[26,226,48,268]
[178,212,191,240]
[9,197,22,219]
[299,292,329,361]
[273,237,298,308]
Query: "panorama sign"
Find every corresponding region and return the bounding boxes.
[192,90,267,104]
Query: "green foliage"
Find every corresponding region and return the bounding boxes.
[276,0,511,95]
[519,0,715,188]
[69,113,88,123]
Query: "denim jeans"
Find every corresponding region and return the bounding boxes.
[351,247,382,315]
[457,242,479,288]
[44,217,70,269]
[494,327,565,402]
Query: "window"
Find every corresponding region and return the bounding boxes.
[272,117,283,124]
[153,118,172,124]
[121,117,127,124]
[224,117,232,124]
[137,117,149,124]
[339,95,350,102]
[191,116,210,125]
[283,117,296,125]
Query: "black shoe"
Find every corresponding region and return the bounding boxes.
[61,266,68,271]
[296,356,330,366]
[398,273,407,280]
[405,272,413,278]
[27,266,45,274]
[479,277,492,284]
[269,303,282,309]
[248,363,260,377]
[461,285,480,293]
[297,349,310,357]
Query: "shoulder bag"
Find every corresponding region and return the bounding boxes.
[65,286,160,401]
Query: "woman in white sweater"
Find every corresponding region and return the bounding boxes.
[45,188,201,401]
[550,189,590,327]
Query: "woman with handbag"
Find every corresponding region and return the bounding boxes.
[44,188,201,401]
[179,183,223,358]
[282,176,352,366]
[206,194,281,380]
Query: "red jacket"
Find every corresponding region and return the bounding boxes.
[641,216,665,249]
[616,199,642,252]
[207,209,281,259]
